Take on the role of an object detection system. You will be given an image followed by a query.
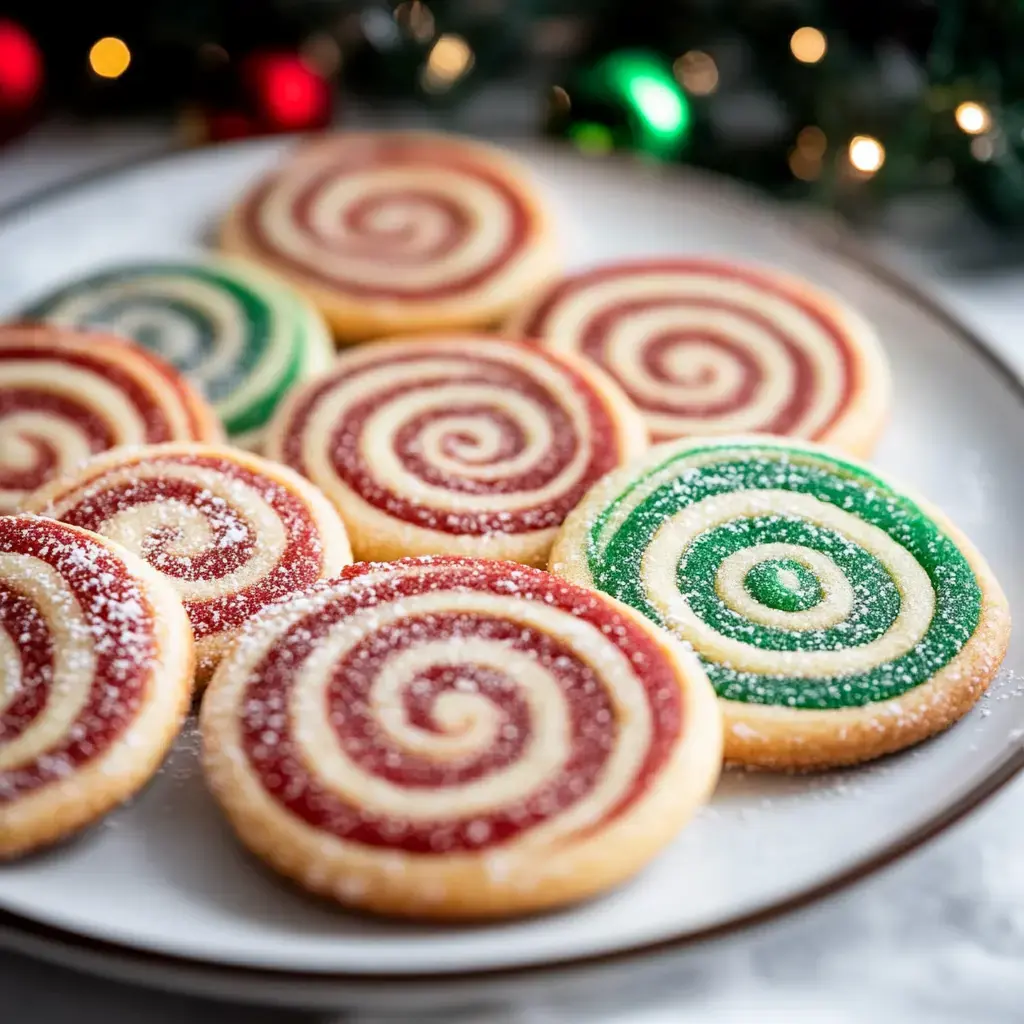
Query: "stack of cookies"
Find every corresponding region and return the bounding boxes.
[0,131,1009,922]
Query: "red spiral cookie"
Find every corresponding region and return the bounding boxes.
[220,131,559,340]
[264,335,648,566]
[200,556,722,919]
[24,444,354,683]
[0,325,222,514]
[508,258,890,455]
[0,515,193,859]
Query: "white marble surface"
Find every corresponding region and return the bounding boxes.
[2,123,1024,1024]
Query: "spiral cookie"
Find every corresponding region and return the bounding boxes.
[24,259,335,446]
[201,556,721,918]
[550,437,1010,770]
[220,131,559,340]
[0,325,222,514]
[24,444,353,683]
[509,258,890,455]
[265,335,647,566]
[0,515,193,859]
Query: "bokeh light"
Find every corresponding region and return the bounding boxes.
[89,37,131,80]
[790,27,827,65]
[673,50,719,96]
[848,135,885,174]
[421,33,474,92]
[955,101,991,135]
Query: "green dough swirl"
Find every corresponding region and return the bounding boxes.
[576,440,982,710]
[25,258,334,438]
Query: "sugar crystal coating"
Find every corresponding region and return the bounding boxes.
[566,440,986,710]
[0,516,157,801]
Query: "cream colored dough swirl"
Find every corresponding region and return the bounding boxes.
[221,132,560,338]
[288,591,652,838]
[510,259,889,454]
[0,325,221,513]
[200,556,722,917]
[23,444,352,681]
[265,336,647,565]
[0,554,95,775]
[42,461,288,604]
[0,514,193,859]
[641,489,935,678]
[258,164,518,295]
[24,259,335,441]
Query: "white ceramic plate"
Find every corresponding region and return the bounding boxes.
[1,139,1023,1009]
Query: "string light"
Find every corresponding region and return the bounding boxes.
[955,101,991,135]
[848,135,885,174]
[790,27,827,64]
[89,36,131,79]
[789,126,827,181]
[395,2,436,44]
[627,73,686,133]
[788,150,820,181]
[673,50,719,95]
[421,33,474,92]
[583,50,691,158]
[796,125,827,159]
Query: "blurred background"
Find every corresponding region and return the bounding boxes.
[2,0,1024,245]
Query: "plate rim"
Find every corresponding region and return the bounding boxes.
[1,134,1023,990]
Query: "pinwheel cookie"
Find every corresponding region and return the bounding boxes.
[220,131,559,340]
[0,324,221,513]
[265,335,647,566]
[201,556,722,919]
[0,515,193,859]
[550,437,1010,770]
[24,444,353,683]
[509,258,890,456]
[24,258,335,447]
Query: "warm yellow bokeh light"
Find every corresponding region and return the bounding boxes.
[395,1,436,44]
[788,149,821,182]
[673,50,719,95]
[421,33,473,92]
[955,101,991,135]
[790,27,827,64]
[796,125,827,159]
[89,36,131,79]
[848,135,885,174]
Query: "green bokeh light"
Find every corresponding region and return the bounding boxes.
[587,49,692,157]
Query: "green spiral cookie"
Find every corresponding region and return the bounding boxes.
[25,258,335,442]
[550,437,1009,768]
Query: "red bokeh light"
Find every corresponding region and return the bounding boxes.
[0,20,43,112]
[246,53,330,130]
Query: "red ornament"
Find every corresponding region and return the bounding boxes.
[188,49,333,145]
[245,52,331,131]
[0,20,43,144]
[0,20,42,109]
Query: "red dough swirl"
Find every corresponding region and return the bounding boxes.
[509,258,890,454]
[0,325,222,513]
[220,132,559,339]
[265,336,647,566]
[200,556,722,918]
[0,515,193,858]
[24,444,353,682]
